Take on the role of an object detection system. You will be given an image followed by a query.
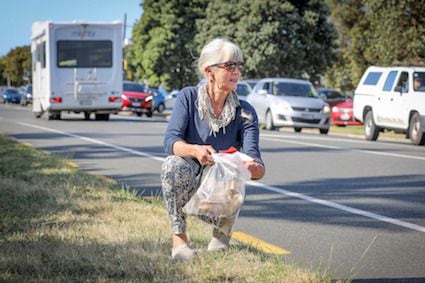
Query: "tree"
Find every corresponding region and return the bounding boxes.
[127,0,208,90]
[196,0,338,81]
[325,0,425,90]
[2,46,31,86]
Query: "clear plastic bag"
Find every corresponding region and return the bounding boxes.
[183,151,252,233]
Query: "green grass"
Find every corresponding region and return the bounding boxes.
[0,134,332,282]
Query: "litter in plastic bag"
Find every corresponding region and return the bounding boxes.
[183,149,252,233]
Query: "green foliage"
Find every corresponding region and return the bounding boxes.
[127,0,208,90]
[1,46,31,86]
[128,0,337,89]
[325,0,425,89]
[196,0,338,81]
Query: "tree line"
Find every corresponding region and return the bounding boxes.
[1,0,424,91]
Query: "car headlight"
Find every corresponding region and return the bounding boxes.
[277,100,291,111]
[332,106,339,113]
[145,96,153,102]
[323,105,331,113]
[121,94,129,100]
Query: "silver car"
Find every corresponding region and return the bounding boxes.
[247,78,331,133]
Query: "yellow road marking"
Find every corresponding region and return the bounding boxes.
[231,231,290,255]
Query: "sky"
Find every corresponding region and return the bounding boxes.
[0,0,142,57]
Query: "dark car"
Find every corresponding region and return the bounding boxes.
[122,81,153,117]
[2,88,22,104]
[317,88,347,108]
[331,98,363,126]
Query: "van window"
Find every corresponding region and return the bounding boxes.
[363,72,382,85]
[413,72,425,92]
[382,71,398,91]
[394,72,409,92]
[57,40,112,68]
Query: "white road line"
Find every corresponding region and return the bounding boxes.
[261,135,425,161]
[16,121,425,234]
[248,181,425,234]
[17,122,166,162]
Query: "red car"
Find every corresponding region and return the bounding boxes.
[122,81,153,117]
[331,98,363,126]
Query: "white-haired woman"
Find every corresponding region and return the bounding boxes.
[161,37,265,260]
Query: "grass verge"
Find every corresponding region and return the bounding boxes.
[0,134,330,282]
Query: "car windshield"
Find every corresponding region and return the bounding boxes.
[124,83,146,93]
[236,84,251,97]
[276,82,318,98]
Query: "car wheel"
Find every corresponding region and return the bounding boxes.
[409,112,425,145]
[136,112,143,117]
[319,128,329,134]
[157,103,165,113]
[146,111,153,118]
[294,127,302,133]
[265,110,275,130]
[364,110,380,141]
[95,114,110,121]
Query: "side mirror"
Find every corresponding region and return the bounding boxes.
[319,93,327,100]
[258,89,268,96]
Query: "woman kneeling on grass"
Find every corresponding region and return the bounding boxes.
[161,37,265,260]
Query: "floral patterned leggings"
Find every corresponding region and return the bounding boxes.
[161,156,202,234]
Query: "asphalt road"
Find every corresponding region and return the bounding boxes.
[1,103,425,282]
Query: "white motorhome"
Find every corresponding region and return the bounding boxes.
[31,21,123,120]
[353,65,425,145]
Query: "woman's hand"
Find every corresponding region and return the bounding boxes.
[243,160,265,180]
[192,145,216,166]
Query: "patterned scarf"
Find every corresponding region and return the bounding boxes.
[196,84,240,136]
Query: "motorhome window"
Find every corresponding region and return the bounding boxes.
[41,42,46,68]
[363,71,382,85]
[382,71,398,91]
[57,40,112,68]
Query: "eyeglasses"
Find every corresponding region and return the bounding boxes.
[210,61,244,72]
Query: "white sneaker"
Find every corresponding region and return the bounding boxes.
[207,229,230,252]
[171,244,196,261]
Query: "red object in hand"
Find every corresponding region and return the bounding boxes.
[220,146,238,154]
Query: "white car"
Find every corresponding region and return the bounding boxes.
[247,78,331,133]
[353,65,425,145]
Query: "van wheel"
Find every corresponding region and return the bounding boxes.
[364,110,380,141]
[409,113,425,145]
[294,128,302,133]
[84,112,91,120]
[265,110,275,130]
[319,128,329,134]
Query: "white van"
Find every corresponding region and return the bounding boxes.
[31,21,123,120]
[353,65,425,145]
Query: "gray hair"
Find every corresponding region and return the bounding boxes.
[198,38,243,75]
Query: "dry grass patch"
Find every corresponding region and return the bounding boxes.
[0,134,329,282]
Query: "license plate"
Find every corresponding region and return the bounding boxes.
[132,102,141,107]
[341,114,350,120]
[301,113,314,119]
[79,100,93,106]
